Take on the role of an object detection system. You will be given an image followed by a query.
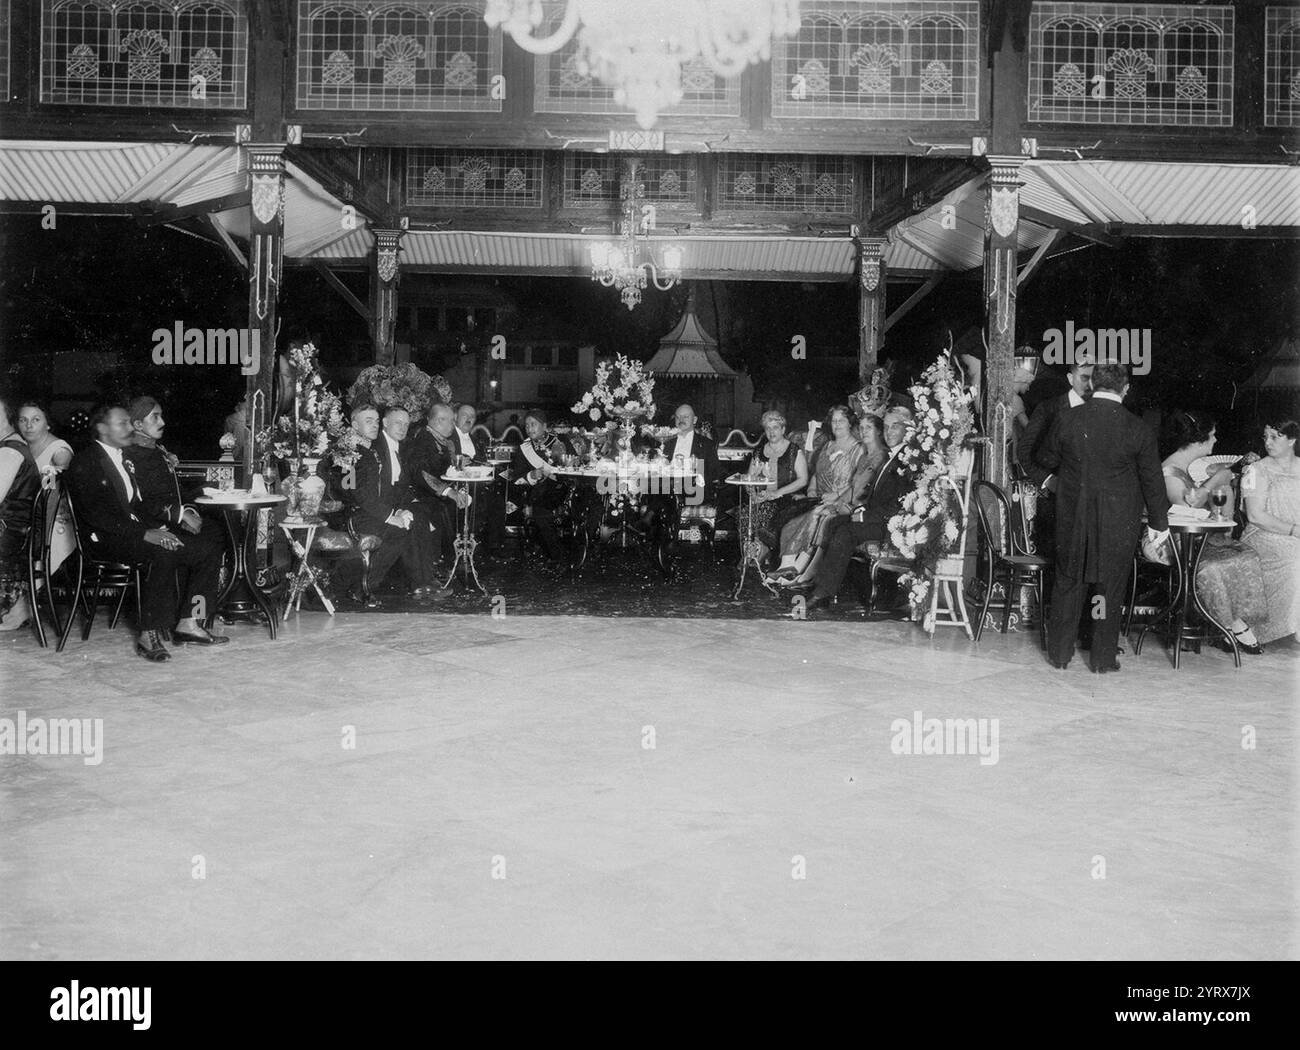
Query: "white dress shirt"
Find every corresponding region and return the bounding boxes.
[385,437,402,483]
[1091,390,1122,404]
[675,430,695,461]
[456,427,477,459]
[1067,388,1086,408]
[97,440,137,501]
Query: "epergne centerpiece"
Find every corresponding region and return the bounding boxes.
[572,354,657,459]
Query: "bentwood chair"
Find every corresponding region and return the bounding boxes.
[57,491,144,652]
[24,485,66,648]
[971,479,1050,648]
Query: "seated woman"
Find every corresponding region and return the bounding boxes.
[1240,418,1300,646]
[0,392,41,631]
[1161,410,1268,654]
[739,410,808,565]
[858,412,888,480]
[768,405,864,582]
[18,400,75,584]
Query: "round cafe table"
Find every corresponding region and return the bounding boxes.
[441,472,495,595]
[1134,517,1240,669]
[194,493,286,639]
[726,474,778,599]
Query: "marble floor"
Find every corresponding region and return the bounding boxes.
[1,609,1295,960]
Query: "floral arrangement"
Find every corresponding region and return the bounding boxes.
[885,353,977,628]
[572,354,656,424]
[257,342,360,468]
[639,423,676,443]
[348,363,450,418]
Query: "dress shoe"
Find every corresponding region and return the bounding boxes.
[805,595,834,611]
[135,638,171,662]
[172,627,230,645]
[1048,658,1070,670]
[413,584,453,600]
[1215,636,1264,656]
[346,588,382,609]
[1090,660,1121,674]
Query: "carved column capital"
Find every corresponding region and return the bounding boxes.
[856,236,888,293]
[373,228,405,285]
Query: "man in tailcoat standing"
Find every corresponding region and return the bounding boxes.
[1037,362,1170,673]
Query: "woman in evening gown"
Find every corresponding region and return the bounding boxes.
[1240,419,1300,645]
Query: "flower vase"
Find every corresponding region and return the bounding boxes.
[297,458,326,520]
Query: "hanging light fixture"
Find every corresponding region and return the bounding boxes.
[588,158,683,310]
[485,0,802,129]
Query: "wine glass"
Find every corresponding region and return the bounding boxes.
[1211,487,1229,521]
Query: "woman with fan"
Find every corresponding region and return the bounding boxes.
[1241,419,1300,646]
[1161,411,1267,655]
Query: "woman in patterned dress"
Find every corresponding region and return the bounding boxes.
[739,410,808,565]
[19,401,75,583]
[1241,419,1300,646]
[0,393,41,631]
[769,405,864,580]
[1161,411,1267,654]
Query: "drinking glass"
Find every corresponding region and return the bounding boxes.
[1211,487,1229,521]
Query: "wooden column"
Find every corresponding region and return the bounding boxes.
[370,228,404,365]
[245,144,285,479]
[855,233,887,387]
[983,157,1023,488]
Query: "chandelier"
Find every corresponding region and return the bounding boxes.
[484,0,803,129]
[589,159,683,310]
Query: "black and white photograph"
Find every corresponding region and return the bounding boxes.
[0,0,1295,1004]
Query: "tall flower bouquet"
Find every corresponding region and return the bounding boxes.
[885,353,977,628]
[257,342,358,467]
[572,354,656,425]
[348,363,451,418]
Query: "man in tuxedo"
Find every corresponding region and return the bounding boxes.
[803,407,916,611]
[453,401,506,554]
[664,404,719,505]
[405,403,470,561]
[1037,362,1170,673]
[1017,359,1093,560]
[66,404,228,661]
[342,406,442,605]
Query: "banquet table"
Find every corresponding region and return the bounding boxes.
[194,493,286,639]
[1133,516,1240,669]
[551,460,704,574]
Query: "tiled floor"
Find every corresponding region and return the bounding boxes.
[1,606,1295,960]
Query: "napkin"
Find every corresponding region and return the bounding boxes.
[1169,505,1211,520]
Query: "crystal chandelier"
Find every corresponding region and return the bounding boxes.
[589,159,683,310]
[485,0,802,129]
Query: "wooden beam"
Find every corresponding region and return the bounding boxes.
[1018,204,1125,248]
[1078,223,1300,240]
[309,261,371,322]
[137,190,251,226]
[864,163,982,235]
[884,274,944,333]
[206,215,248,271]
[1016,229,1062,286]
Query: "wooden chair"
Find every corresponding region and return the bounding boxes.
[971,479,1050,648]
[56,491,144,652]
[24,485,66,647]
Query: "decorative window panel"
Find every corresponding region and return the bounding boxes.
[717,155,854,213]
[562,153,700,210]
[1266,7,1300,127]
[296,0,502,112]
[41,0,248,108]
[771,2,979,120]
[406,149,542,207]
[1,0,9,101]
[532,3,741,118]
[1028,3,1233,126]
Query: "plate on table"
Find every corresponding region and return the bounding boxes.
[1188,454,1240,486]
